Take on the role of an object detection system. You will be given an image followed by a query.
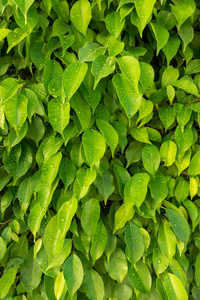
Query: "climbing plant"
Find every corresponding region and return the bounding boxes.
[0,0,200,299]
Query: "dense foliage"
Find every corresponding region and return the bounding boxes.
[1,0,200,299]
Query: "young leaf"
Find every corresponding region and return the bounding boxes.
[135,0,156,31]
[43,60,63,92]
[158,221,176,262]
[164,273,188,300]
[70,91,91,131]
[78,42,106,63]
[43,215,65,257]
[175,179,189,204]
[162,34,181,66]
[105,11,125,38]
[160,140,177,166]
[58,196,78,235]
[5,94,28,134]
[188,151,200,176]
[130,126,151,144]
[82,129,106,167]
[150,22,169,55]
[124,173,150,208]
[108,36,124,57]
[171,76,199,97]
[159,106,175,131]
[113,74,142,118]
[114,203,135,233]
[0,268,17,299]
[70,0,91,36]
[63,62,88,101]
[117,56,140,93]
[92,55,115,88]
[96,119,118,157]
[48,100,70,134]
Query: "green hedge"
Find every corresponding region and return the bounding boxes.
[1,0,200,299]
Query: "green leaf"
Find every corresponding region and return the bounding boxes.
[92,55,115,89]
[96,119,118,157]
[43,215,64,257]
[81,198,100,237]
[7,28,27,53]
[170,4,193,30]
[90,221,107,263]
[125,222,144,264]
[58,196,78,235]
[150,22,169,55]
[94,170,115,202]
[142,144,160,177]
[125,141,145,167]
[113,121,128,154]
[171,76,199,97]
[130,126,151,144]
[82,129,106,167]
[43,60,63,92]
[42,152,62,186]
[153,246,169,275]
[63,254,84,296]
[0,237,6,260]
[166,208,190,243]
[175,179,189,204]
[162,66,179,87]
[117,56,140,93]
[113,74,142,118]
[105,247,128,283]
[21,247,42,294]
[71,91,91,131]
[160,140,177,166]
[54,272,66,300]
[124,172,150,208]
[135,0,156,31]
[1,78,22,103]
[18,178,32,212]
[128,260,152,296]
[70,0,91,36]
[59,157,76,188]
[164,273,188,300]
[0,28,10,41]
[195,252,200,288]
[148,171,168,204]
[105,11,125,38]
[78,42,106,63]
[159,106,175,131]
[114,203,135,233]
[139,62,155,92]
[185,59,200,75]
[179,21,194,52]
[48,100,70,134]
[0,268,17,298]
[162,34,181,66]
[158,221,176,262]
[14,4,38,34]
[3,142,32,179]
[113,164,130,197]
[5,94,28,134]
[188,151,200,176]
[108,36,124,57]
[63,62,88,101]
[13,0,34,21]
[83,269,104,300]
